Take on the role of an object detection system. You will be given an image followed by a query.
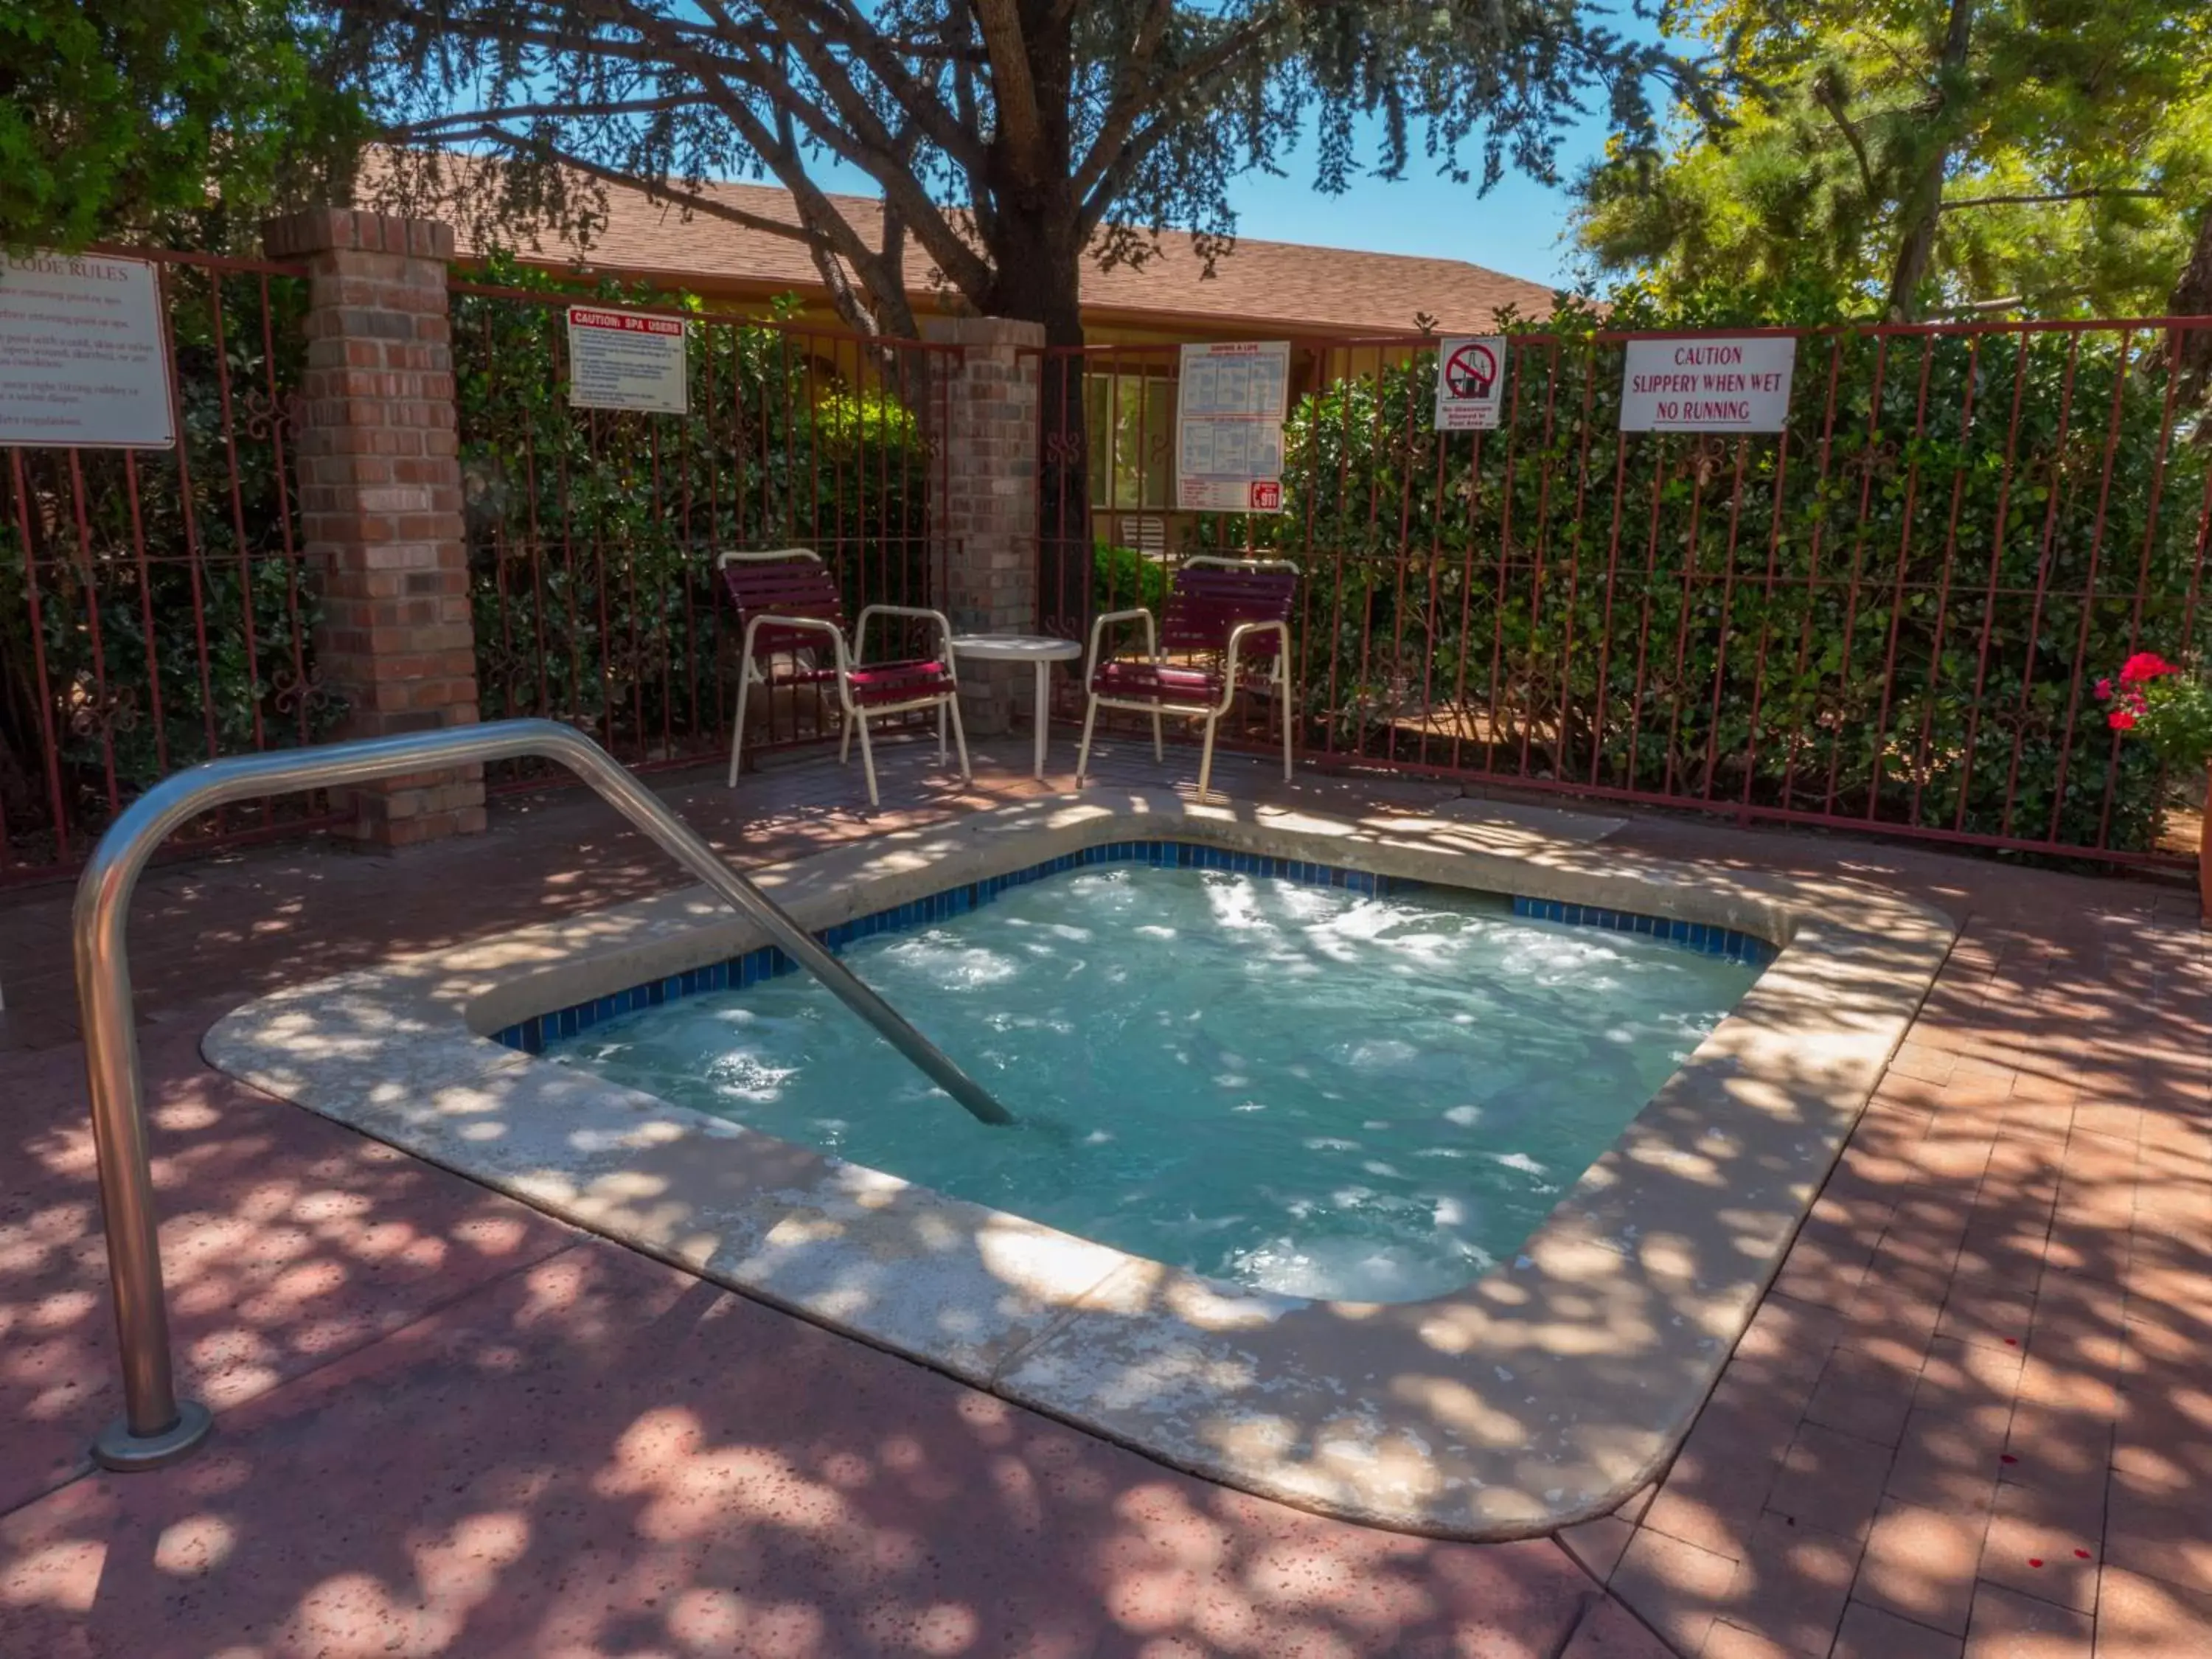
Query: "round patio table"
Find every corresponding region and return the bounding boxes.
[947,633,1083,780]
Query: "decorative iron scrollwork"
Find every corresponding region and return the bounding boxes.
[67,682,140,740]
[240,388,303,444]
[271,665,333,718]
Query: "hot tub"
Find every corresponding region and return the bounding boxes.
[205,787,1954,1537]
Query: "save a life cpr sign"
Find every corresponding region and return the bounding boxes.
[1618,337,1796,432]
[566,306,689,414]
[1434,335,1507,431]
[0,251,175,448]
[1177,340,1290,512]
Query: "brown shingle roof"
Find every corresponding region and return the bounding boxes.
[429,165,1561,336]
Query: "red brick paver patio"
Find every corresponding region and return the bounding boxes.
[2,734,2208,1658]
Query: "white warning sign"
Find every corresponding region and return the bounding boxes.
[1435,336,1507,431]
[1618,337,1796,432]
[0,251,175,448]
[566,306,689,414]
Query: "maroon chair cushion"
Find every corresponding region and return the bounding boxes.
[846,658,954,706]
[1091,661,1221,703]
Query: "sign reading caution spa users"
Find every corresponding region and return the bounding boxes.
[1619,337,1795,432]
[566,306,689,414]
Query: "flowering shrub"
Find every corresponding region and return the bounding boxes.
[2098,654,2212,770]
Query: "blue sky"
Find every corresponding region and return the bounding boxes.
[1201,118,1615,288]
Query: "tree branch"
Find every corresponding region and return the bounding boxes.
[972,0,1048,184]
[664,0,981,293]
[330,1,754,73]
[1074,13,1284,203]
[1070,0,1175,201]
[427,128,839,254]
[747,0,982,170]
[1809,69,1879,205]
[1941,187,2163,210]
[387,97,703,138]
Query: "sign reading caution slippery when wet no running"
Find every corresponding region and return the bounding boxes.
[566,306,689,414]
[1618,337,1796,432]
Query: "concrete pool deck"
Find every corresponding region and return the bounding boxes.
[2,735,2209,1656]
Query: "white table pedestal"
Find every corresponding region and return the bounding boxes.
[947,634,1084,779]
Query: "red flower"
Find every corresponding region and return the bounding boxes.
[2109,708,2138,731]
[2120,652,2178,684]
[2096,677,2113,700]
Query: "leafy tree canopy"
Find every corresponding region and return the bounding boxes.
[336,1,1709,343]
[0,1,366,252]
[1573,0,2212,321]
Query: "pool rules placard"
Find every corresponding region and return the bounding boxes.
[1177,339,1290,511]
[1619,337,1796,432]
[0,251,175,448]
[566,306,689,414]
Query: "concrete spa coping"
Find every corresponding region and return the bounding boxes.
[204,787,1957,1540]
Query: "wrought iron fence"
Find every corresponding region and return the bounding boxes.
[1,250,337,883]
[448,282,958,779]
[1034,320,2212,866]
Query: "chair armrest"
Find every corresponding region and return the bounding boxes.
[855,604,956,677]
[717,547,822,569]
[1184,554,1300,576]
[1220,620,1291,713]
[744,613,855,712]
[742,611,850,669]
[1085,608,1158,681]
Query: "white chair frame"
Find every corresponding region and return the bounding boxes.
[1075,557,1298,801]
[717,549,970,807]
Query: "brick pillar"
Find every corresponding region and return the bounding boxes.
[924,316,1044,736]
[262,209,485,845]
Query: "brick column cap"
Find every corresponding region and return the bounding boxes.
[922,315,1047,349]
[264,208,456,263]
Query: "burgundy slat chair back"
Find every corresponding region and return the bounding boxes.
[718,552,847,665]
[1161,563,1298,663]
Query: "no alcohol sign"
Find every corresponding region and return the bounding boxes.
[1435,335,1507,431]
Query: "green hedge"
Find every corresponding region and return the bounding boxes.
[452,258,933,758]
[1203,303,2208,855]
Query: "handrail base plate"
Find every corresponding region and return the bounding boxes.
[94,1399,212,1472]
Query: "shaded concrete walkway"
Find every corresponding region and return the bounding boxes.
[1,733,2206,1656]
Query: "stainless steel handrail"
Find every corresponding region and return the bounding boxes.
[73,718,1015,1472]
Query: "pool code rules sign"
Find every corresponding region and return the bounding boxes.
[0,251,175,448]
[566,306,689,414]
[1618,336,1795,432]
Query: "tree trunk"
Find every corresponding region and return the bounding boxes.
[974,206,1091,635]
[1883,0,1975,321]
[969,11,1092,636]
[2174,202,2212,408]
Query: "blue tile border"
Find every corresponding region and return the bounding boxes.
[1509,894,1778,969]
[493,841,1775,1052]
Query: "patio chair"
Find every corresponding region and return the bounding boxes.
[717,549,969,808]
[1076,556,1298,801]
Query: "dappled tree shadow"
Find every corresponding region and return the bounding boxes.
[4,736,2207,1655]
